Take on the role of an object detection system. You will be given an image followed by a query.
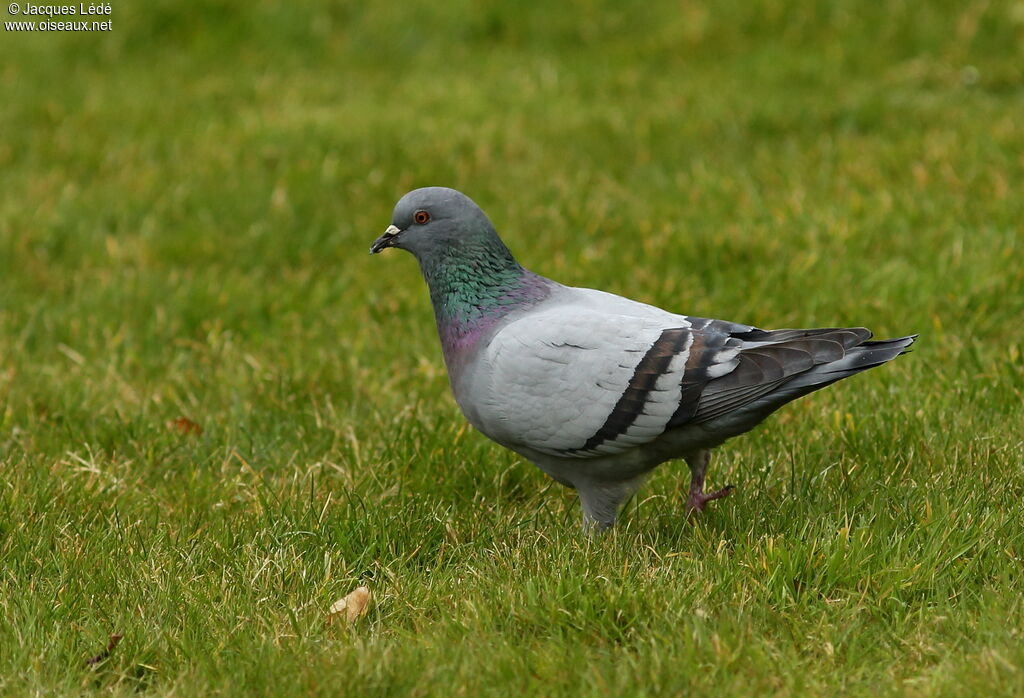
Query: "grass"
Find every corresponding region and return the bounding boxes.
[1,0,1023,694]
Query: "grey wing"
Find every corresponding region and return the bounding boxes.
[478,308,915,460]
[475,308,688,457]
[476,309,748,458]
[671,323,917,428]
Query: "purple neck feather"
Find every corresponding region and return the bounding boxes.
[432,268,553,367]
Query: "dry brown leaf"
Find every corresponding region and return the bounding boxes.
[327,585,371,624]
[170,417,202,436]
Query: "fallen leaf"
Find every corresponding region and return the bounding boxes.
[170,417,202,435]
[327,586,371,624]
[85,633,123,666]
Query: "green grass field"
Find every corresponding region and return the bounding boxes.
[2,1,1023,695]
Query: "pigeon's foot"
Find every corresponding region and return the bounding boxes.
[685,484,734,516]
[683,449,733,519]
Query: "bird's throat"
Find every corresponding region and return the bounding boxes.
[418,247,550,358]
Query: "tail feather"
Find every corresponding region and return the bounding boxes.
[694,331,916,425]
[809,335,917,378]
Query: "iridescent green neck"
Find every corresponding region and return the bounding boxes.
[420,238,523,320]
[416,237,551,354]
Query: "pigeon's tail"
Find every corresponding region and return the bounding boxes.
[692,329,917,429]
[794,334,916,383]
[767,332,917,404]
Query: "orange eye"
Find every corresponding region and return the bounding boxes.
[414,210,430,224]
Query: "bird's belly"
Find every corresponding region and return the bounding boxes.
[526,417,744,488]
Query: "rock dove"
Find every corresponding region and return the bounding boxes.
[371,187,915,531]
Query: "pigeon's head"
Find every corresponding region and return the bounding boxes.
[370,187,500,260]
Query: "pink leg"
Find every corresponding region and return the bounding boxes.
[684,450,734,516]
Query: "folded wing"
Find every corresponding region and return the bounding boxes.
[477,305,915,459]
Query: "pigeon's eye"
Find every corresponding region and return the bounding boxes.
[414,210,430,225]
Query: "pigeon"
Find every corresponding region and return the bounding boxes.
[371,187,915,531]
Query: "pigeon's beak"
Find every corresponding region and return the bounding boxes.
[370,224,402,254]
